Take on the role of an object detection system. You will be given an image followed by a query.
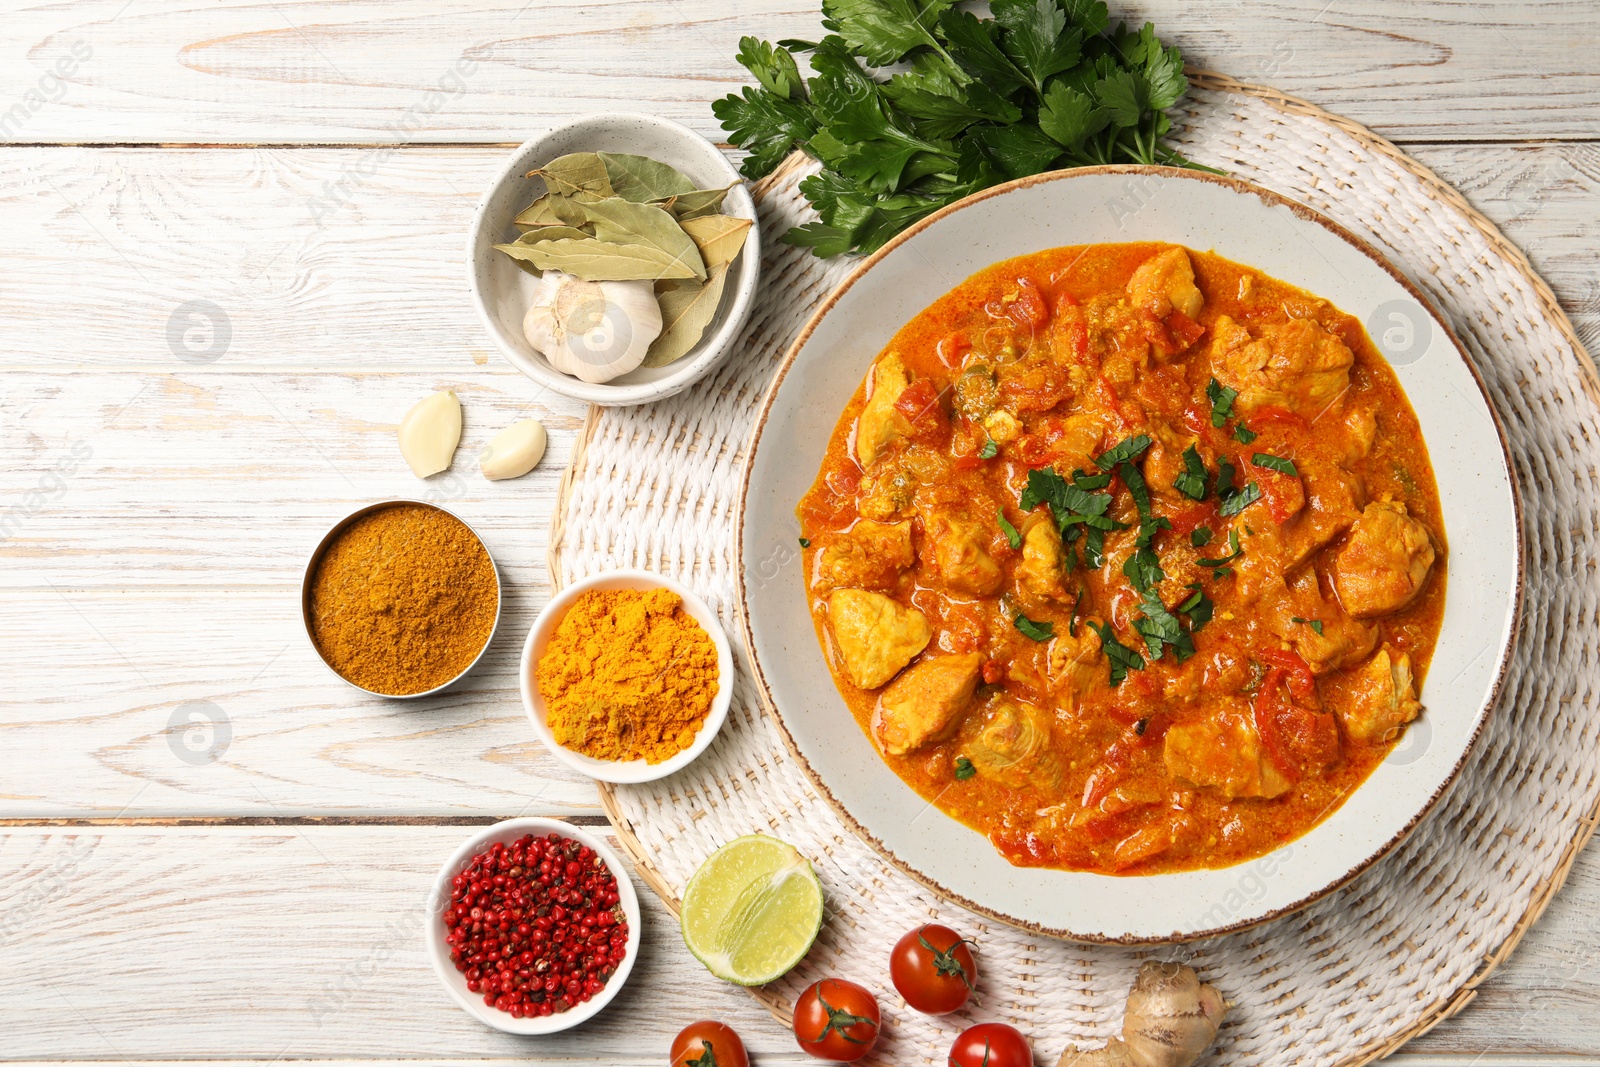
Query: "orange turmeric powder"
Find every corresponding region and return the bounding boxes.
[536,587,719,764]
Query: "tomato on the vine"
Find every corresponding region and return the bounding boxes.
[670,1020,748,1067]
[793,978,881,1062]
[948,1022,1032,1067]
[890,923,977,1015]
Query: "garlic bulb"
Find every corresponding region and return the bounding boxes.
[523,270,662,385]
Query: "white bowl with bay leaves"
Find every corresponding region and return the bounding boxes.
[467,112,760,406]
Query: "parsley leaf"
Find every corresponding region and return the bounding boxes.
[1014,612,1054,641]
[1219,480,1262,517]
[1232,422,1258,445]
[735,36,807,100]
[978,437,999,459]
[1252,452,1299,477]
[799,537,811,547]
[992,0,1083,93]
[1071,468,1111,491]
[1095,434,1153,469]
[1123,546,1165,595]
[997,508,1022,549]
[1179,582,1213,632]
[1174,443,1207,500]
[1088,620,1145,687]
[1191,526,1213,547]
[954,755,977,780]
[1019,468,1122,535]
[1291,615,1325,636]
[1206,377,1238,427]
[712,87,820,180]
[821,0,953,66]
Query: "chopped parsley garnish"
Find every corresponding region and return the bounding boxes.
[1195,528,1242,568]
[1019,467,1123,535]
[1179,583,1214,631]
[1218,480,1262,517]
[1014,612,1054,642]
[1174,444,1207,500]
[1089,620,1145,687]
[1071,468,1112,491]
[1251,452,1299,477]
[1133,593,1195,663]
[953,756,976,781]
[979,438,999,459]
[1206,378,1238,427]
[997,508,1022,549]
[1191,526,1213,548]
[1094,434,1152,470]
[798,537,810,547]
[1232,423,1258,444]
[1291,615,1325,636]
[1123,546,1166,595]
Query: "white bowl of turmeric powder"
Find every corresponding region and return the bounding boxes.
[521,570,733,784]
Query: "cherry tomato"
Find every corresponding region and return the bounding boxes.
[948,1022,1033,1067]
[890,924,977,1015]
[670,1021,748,1067]
[793,978,880,1062]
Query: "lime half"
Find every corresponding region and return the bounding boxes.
[681,834,824,986]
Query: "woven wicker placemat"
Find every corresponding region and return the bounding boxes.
[548,73,1600,1066]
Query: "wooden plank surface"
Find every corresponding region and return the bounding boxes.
[0,825,1597,1060]
[2,0,1597,1062]
[1,0,1596,144]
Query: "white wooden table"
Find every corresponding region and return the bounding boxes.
[2,2,1596,1064]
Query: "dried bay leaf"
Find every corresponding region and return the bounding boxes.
[506,225,593,245]
[680,214,752,270]
[643,264,729,367]
[654,182,741,221]
[502,237,702,281]
[598,152,697,202]
[577,198,706,280]
[529,152,614,197]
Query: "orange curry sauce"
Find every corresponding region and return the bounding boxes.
[797,242,1447,875]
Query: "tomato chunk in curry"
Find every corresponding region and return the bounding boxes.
[797,243,1447,875]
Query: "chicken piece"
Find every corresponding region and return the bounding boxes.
[924,509,1003,595]
[1211,316,1354,417]
[1332,646,1422,744]
[1234,461,1364,604]
[1333,501,1437,617]
[1268,570,1378,675]
[1163,702,1292,800]
[1016,513,1070,603]
[874,653,984,755]
[812,520,914,592]
[1048,620,1103,703]
[1127,247,1204,319]
[968,699,1057,789]
[1341,405,1378,463]
[827,589,932,690]
[856,352,910,467]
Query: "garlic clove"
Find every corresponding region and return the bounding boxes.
[397,389,462,477]
[522,270,663,385]
[479,418,548,481]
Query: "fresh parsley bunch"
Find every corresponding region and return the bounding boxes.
[713,0,1212,257]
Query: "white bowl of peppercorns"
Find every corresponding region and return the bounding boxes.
[426,817,642,1034]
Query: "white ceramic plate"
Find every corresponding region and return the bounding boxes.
[466,112,760,407]
[520,569,734,784]
[425,818,642,1034]
[737,166,1522,943]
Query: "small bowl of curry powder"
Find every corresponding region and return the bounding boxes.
[303,501,502,698]
[521,569,733,784]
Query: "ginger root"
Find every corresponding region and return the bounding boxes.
[1058,962,1226,1067]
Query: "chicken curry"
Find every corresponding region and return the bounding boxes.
[797,242,1446,875]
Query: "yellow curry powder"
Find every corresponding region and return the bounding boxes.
[309,504,499,695]
[536,588,719,764]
